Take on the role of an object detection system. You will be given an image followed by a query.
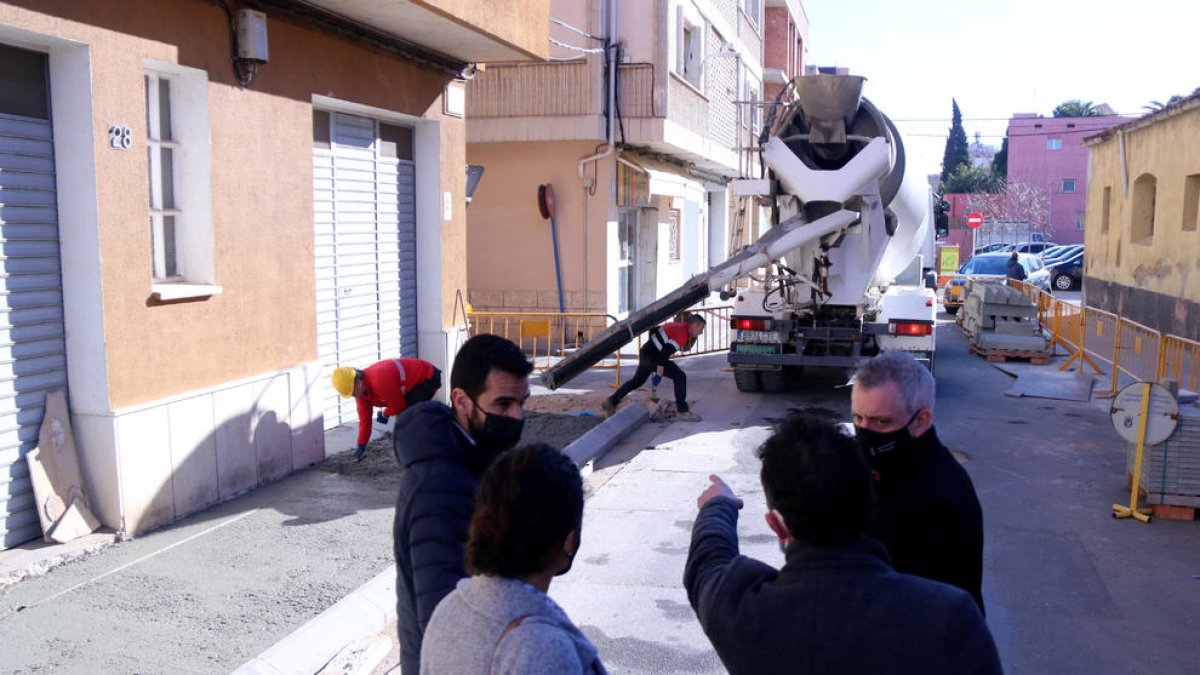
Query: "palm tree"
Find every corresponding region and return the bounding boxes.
[1052,99,1098,118]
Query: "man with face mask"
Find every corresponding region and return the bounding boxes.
[684,411,1001,675]
[850,350,985,612]
[391,334,532,674]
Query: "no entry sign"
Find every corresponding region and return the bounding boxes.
[967,212,984,229]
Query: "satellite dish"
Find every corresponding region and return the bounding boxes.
[1109,382,1178,446]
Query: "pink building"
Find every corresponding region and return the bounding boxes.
[1006,113,1127,244]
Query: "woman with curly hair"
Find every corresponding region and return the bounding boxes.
[420,443,606,674]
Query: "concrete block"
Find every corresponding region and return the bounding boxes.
[503,290,538,309]
[995,321,1037,336]
[974,332,1048,351]
[563,403,649,469]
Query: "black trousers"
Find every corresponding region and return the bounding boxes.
[609,344,688,412]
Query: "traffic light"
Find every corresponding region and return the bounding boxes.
[934,195,950,237]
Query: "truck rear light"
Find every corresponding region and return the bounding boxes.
[889,320,933,336]
[733,318,773,331]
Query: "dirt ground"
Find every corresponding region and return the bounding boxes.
[319,411,606,479]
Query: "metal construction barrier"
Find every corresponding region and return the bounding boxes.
[1005,279,1194,396]
[466,306,734,388]
[467,311,624,387]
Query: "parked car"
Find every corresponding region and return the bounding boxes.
[1048,252,1084,290]
[1009,241,1056,255]
[941,252,1051,314]
[973,242,1011,255]
[1041,244,1083,266]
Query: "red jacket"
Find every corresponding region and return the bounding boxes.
[356,358,437,445]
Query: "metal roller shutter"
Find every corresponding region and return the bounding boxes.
[0,45,70,549]
[313,111,418,430]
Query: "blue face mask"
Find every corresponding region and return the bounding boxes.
[854,410,920,460]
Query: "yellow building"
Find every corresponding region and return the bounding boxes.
[0,0,546,547]
[1083,94,1200,338]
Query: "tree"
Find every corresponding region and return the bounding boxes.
[940,163,1002,195]
[966,180,1053,242]
[992,133,1008,179]
[940,99,970,184]
[1052,99,1098,118]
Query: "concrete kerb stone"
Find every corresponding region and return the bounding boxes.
[233,566,397,675]
[562,402,650,474]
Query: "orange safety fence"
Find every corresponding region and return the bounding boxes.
[1005,279,1193,396]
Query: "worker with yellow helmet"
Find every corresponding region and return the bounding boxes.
[332,358,442,461]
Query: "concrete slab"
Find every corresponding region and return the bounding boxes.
[0,531,118,589]
[1002,366,1096,401]
[562,402,649,468]
[232,566,397,675]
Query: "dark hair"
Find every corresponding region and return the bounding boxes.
[687,313,706,325]
[450,334,533,399]
[466,444,583,577]
[756,410,874,546]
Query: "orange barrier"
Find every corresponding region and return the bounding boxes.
[1004,279,1192,396]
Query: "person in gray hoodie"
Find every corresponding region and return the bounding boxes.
[420,444,606,675]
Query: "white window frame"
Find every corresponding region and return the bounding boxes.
[741,0,763,30]
[675,4,704,89]
[1076,211,1086,230]
[144,60,219,299]
[1062,178,1076,193]
[1047,138,1063,150]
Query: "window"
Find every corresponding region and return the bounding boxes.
[668,210,681,261]
[1131,173,1157,244]
[1061,179,1076,193]
[1047,138,1062,150]
[741,0,762,29]
[144,61,215,294]
[676,9,703,88]
[1076,211,1086,230]
[1101,186,1111,234]
[1184,174,1199,232]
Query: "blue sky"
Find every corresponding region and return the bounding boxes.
[800,0,1199,179]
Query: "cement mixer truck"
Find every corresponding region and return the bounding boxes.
[540,74,936,392]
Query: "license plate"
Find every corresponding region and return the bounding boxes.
[736,330,780,343]
[735,343,780,354]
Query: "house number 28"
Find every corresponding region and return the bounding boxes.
[108,124,132,150]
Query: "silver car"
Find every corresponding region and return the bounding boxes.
[942,252,1051,314]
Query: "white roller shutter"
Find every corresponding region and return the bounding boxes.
[314,111,418,430]
[0,50,70,548]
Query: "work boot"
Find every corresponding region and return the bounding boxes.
[601,399,617,417]
[674,410,701,422]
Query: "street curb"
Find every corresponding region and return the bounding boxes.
[232,565,397,675]
[562,402,649,471]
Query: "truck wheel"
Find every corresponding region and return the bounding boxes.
[733,369,762,392]
[945,305,959,316]
[760,369,786,393]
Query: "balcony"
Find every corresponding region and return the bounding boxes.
[281,0,548,64]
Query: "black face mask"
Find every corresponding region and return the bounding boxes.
[854,410,920,460]
[468,398,524,453]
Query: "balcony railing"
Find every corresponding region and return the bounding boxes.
[467,61,595,118]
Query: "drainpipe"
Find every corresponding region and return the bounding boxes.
[1118,129,1129,197]
[579,0,618,311]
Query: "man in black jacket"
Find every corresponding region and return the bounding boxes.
[851,350,986,612]
[391,334,532,674]
[684,411,1001,675]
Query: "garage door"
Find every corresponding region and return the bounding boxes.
[0,45,70,549]
[313,110,418,430]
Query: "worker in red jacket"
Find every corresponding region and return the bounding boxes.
[332,358,442,461]
[603,313,706,420]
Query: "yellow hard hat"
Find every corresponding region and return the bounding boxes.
[332,367,358,399]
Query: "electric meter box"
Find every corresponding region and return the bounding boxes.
[237,9,269,63]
